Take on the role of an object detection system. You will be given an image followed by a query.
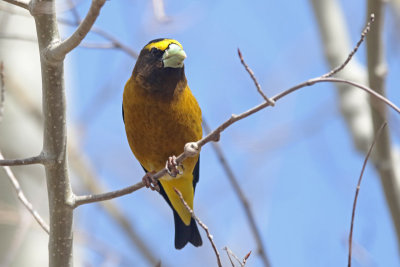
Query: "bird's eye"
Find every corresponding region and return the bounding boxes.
[151,48,158,55]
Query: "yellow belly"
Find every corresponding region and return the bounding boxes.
[123,77,202,225]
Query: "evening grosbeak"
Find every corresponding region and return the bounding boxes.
[122,38,203,249]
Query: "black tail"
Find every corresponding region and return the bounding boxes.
[157,181,203,249]
[143,158,202,249]
[173,208,202,249]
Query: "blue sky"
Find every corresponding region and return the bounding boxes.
[62,0,400,266]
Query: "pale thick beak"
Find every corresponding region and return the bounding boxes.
[162,43,187,68]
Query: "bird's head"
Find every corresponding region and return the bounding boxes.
[132,39,188,95]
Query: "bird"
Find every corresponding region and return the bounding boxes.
[122,38,203,249]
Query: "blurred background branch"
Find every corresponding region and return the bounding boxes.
[311,0,400,252]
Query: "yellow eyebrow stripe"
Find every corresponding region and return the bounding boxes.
[144,39,183,51]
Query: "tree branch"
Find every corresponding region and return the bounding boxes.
[1,0,29,10]
[203,119,270,267]
[47,0,106,61]
[367,0,400,250]
[322,13,374,78]
[0,152,50,234]
[237,49,275,106]
[0,154,45,166]
[73,181,144,208]
[174,188,222,267]
[348,122,387,267]
[30,0,75,264]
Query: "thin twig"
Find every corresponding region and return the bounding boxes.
[88,26,138,58]
[0,152,50,234]
[73,181,145,207]
[203,119,270,267]
[58,18,139,58]
[348,122,387,267]
[224,247,243,267]
[237,49,275,106]
[2,0,29,10]
[322,13,375,78]
[0,154,45,166]
[47,0,107,61]
[174,188,222,267]
[224,247,236,267]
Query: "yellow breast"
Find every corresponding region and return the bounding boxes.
[123,77,202,175]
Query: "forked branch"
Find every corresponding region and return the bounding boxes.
[47,0,107,61]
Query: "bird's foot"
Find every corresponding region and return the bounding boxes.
[142,171,160,192]
[166,155,183,177]
[184,142,200,157]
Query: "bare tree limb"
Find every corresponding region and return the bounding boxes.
[348,122,387,267]
[174,188,222,267]
[29,0,75,264]
[0,154,45,166]
[0,151,50,234]
[47,0,106,61]
[367,0,400,250]
[73,181,144,207]
[203,119,270,267]
[1,0,29,10]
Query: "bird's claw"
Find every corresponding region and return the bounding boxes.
[166,155,183,177]
[142,171,160,192]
